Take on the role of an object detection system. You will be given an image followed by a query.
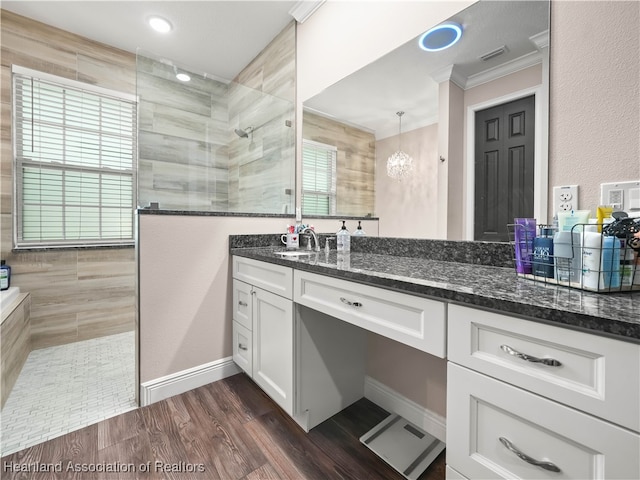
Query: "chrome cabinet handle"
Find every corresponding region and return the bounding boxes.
[340,297,362,308]
[500,344,562,367]
[238,343,248,351]
[499,437,561,473]
[238,300,248,307]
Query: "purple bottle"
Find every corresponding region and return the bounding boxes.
[514,218,536,274]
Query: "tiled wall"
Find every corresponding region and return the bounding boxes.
[137,54,230,211]
[1,293,30,407]
[302,111,376,217]
[228,22,296,214]
[0,10,136,348]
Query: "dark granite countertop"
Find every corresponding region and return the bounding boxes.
[230,243,640,344]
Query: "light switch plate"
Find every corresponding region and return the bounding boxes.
[553,185,578,214]
[601,181,640,212]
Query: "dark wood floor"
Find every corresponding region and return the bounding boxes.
[1,373,445,479]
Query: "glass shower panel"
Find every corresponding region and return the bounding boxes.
[136,52,295,215]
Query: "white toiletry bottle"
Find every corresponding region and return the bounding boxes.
[336,221,350,253]
[353,221,366,236]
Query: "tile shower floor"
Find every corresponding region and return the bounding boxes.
[0,331,136,456]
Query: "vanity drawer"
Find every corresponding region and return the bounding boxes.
[233,256,293,299]
[232,279,252,330]
[447,363,640,480]
[294,270,446,357]
[232,320,252,376]
[448,304,640,431]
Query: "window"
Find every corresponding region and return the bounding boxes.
[12,66,137,248]
[301,139,337,216]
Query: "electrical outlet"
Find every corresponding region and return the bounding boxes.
[553,185,578,214]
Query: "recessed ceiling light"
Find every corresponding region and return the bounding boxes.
[176,73,191,82]
[148,16,172,33]
[418,22,463,52]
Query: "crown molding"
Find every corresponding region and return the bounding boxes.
[464,50,543,89]
[289,1,325,23]
[430,64,466,90]
[530,29,550,50]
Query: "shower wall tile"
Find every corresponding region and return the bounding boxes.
[30,312,78,349]
[146,103,229,145]
[138,132,229,170]
[137,72,213,117]
[137,53,231,211]
[303,111,376,217]
[235,21,296,102]
[77,303,135,341]
[0,17,78,72]
[1,10,137,349]
[77,53,136,95]
[228,20,295,214]
[1,293,30,408]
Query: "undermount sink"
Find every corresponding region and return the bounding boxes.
[275,250,316,257]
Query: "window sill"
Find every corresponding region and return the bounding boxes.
[13,243,134,253]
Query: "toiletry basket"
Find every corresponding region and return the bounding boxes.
[507,222,640,293]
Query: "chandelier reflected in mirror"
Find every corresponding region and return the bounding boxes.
[386,111,414,180]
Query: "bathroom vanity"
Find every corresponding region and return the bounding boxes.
[230,238,640,480]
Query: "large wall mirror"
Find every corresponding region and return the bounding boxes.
[301,0,550,239]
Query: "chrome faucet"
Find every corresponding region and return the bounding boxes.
[301,227,320,252]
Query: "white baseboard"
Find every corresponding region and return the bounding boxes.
[140,357,241,406]
[364,375,447,443]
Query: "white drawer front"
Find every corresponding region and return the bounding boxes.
[232,321,252,376]
[294,270,446,357]
[448,304,640,432]
[233,256,293,299]
[447,363,640,480]
[232,279,252,330]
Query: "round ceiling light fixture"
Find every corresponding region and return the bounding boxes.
[418,22,462,52]
[176,73,191,82]
[148,16,172,33]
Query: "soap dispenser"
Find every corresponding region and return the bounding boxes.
[336,221,350,253]
[353,221,366,236]
[0,260,10,291]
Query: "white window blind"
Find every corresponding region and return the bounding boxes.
[12,67,137,248]
[302,139,337,216]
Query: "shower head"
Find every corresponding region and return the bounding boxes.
[234,126,254,138]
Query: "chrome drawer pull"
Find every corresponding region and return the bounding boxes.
[500,344,562,367]
[340,297,363,308]
[499,437,561,473]
[238,343,248,351]
[238,300,248,307]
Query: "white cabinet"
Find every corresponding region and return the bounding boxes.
[232,257,294,415]
[448,304,640,431]
[447,304,640,480]
[294,270,447,357]
[447,363,639,480]
[252,286,293,414]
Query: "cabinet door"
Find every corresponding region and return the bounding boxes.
[447,363,640,480]
[232,279,253,330]
[232,321,252,375]
[253,287,293,415]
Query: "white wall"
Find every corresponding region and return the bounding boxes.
[138,215,292,382]
[376,123,439,238]
[549,1,640,211]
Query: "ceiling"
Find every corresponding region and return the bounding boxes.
[304,0,549,139]
[1,1,299,81]
[1,1,548,139]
